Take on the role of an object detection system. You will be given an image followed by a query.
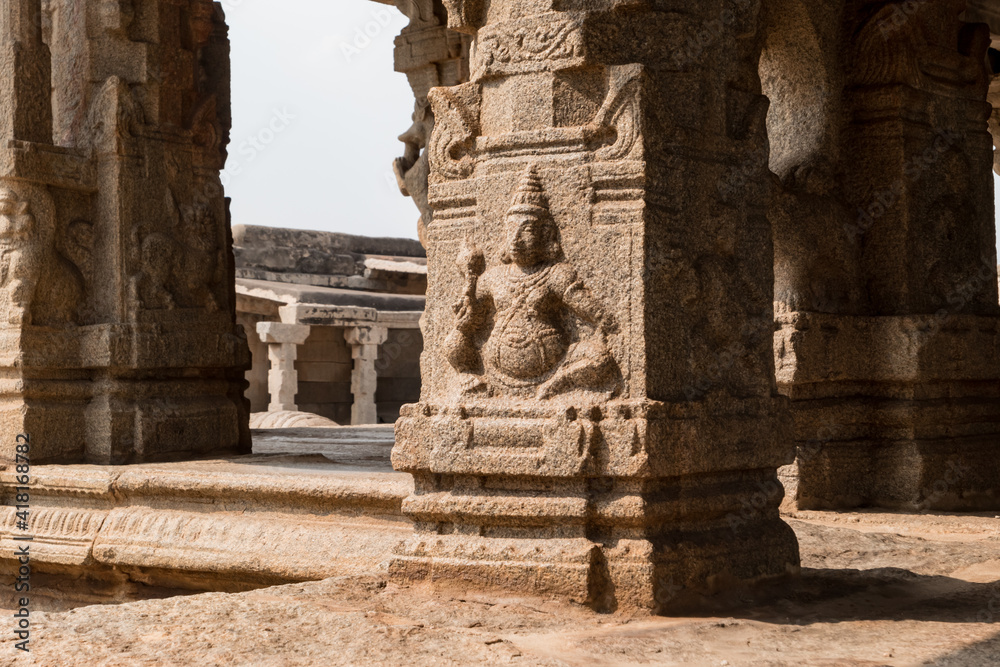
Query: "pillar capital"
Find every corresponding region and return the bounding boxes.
[257,322,311,345]
[345,325,388,348]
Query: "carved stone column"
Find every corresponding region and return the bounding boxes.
[776,1,1000,510]
[391,0,798,611]
[0,0,250,463]
[258,322,311,412]
[0,0,52,144]
[390,0,471,245]
[346,326,388,425]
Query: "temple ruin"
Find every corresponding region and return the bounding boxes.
[0,0,999,627]
[233,225,425,426]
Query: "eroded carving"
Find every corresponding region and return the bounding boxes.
[0,188,41,325]
[0,185,85,327]
[474,16,585,77]
[394,99,434,246]
[446,166,619,400]
[439,0,487,33]
[848,1,990,88]
[130,193,222,313]
[771,160,866,314]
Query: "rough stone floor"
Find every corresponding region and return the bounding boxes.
[3,511,997,665]
[2,429,997,666]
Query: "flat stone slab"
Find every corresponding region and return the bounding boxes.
[250,425,396,465]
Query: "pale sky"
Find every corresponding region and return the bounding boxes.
[226,0,1000,258]
[227,0,418,240]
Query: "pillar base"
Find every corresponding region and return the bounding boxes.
[790,436,1000,511]
[393,400,800,613]
[0,318,250,464]
[390,472,799,613]
[777,312,1000,511]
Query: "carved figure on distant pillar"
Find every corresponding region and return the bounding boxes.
[393,100,434,246]
[390,0,471,246]
[0,189,40,325]
[446,166,619,400]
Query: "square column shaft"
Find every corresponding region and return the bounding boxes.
[258,322,311,412]
[346,326,388,425]
[391,0,799,612]
[0,0,52,144]
[776,1,1000,511]
[0,0,250,464]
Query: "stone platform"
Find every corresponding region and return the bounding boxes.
[0,427,412,609]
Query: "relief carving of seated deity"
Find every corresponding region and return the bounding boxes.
[446,165,620,400]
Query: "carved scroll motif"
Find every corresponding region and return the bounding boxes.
[427,83,480,181]
[473,15,585,77]
[594,65,644,162]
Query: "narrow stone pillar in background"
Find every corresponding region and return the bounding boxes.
[0,0,250,463]
[258,322,311,413]
[392,0,799,611]
[776,1,1000,511]
[346,326,388,425]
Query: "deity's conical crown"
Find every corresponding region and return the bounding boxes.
[507,164,549,219]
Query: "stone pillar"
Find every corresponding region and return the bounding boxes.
[391,0,798,611]
[775,1,1000,510]
[0,0,52,144]
[0,0,250,464]
[258,322,311,413]
[390,0,471,246]
[346,326,388,425]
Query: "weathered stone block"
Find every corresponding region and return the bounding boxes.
[0,0,250,463]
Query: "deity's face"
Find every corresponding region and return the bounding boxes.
[504,214,545,267]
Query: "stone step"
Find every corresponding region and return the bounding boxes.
[0,431,412,600]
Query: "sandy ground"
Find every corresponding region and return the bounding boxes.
[1,510,998,666]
